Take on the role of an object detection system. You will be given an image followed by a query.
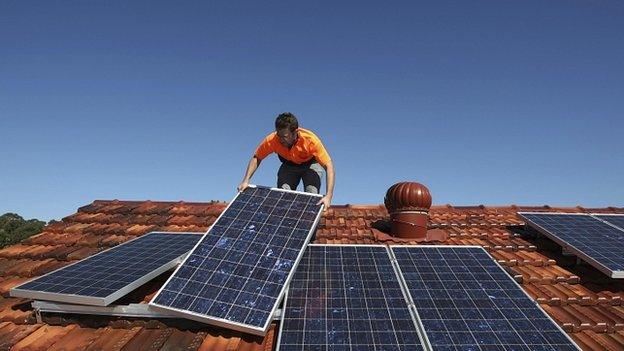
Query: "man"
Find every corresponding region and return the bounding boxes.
[237,112,335,209]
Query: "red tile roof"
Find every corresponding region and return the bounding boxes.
[0,199,623,350]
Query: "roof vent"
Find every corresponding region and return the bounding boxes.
[384,181,447,242]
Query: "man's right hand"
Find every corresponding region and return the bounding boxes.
[237,181,250,193]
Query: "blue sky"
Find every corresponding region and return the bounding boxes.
[1,1,623,221]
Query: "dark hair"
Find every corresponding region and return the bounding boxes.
[275,112,299,132]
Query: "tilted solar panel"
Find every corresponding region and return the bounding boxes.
[392,246,580,351]
[277,245,425,351]
[149,186,324,335]
[519,212,624,278]
[11,232,202,306]
[594,214,624,232]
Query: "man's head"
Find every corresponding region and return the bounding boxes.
[275,112,299,148]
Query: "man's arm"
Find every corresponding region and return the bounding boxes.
[237,156,261,192]
[316,159,334,210]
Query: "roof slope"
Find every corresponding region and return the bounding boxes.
[0,199,623,350]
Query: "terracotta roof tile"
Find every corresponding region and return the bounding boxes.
[3,259,62,278]
[125,224,158,236]
[101,235,133,247]
[166,215,212,227]
[47,326,104,351]
[76,234,106,247]
[0,297,29,311]
[0,306,32,325]
[128,214,169,226]
[196,324,276,351]
[571,330,624,351]
[23,232,81,246]
[98,202,140,215]
[84,326,143,351]
[159,224,208,233]
[11,324,77,351]
[158,329,206,350]
[0,297,33,324]
[19,245,64,260]
[170,202,225,217]
[43,245,82,261]
[131,201,172,215]
[119,327,173,351]
[67,247,102,261]
[511,265,580,285]
[0,245,33,259]
[490,250,556,267]
[0,277,30,297]
[43,221,70,234]
[63,223,94,234]
[0,322,42,350]
[525,283,598,306]
[543,305,624,333]
[444,237,488,247]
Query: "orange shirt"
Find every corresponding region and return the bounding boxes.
[254,128,331,167]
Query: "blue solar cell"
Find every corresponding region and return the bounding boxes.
[520,213,624,277]
[150,186,323,335]
[278,245,425,351]
[11,232,201,306]
[392,246,580,351]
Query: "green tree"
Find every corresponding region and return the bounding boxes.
[0,213,46,249]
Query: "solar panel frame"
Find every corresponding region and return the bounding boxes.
[519,212,624,278]
[390,245,581,351]
[149,185,324,336]
[276,244,428,351]
[10,232,203,306]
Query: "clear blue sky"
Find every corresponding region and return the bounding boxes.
[1,1,623,221]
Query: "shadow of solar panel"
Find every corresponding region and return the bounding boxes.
[11,232,202,306]
[520,212,624,278]
[392,246,580,351]
[277,245,425,351]
[149,186,323,335]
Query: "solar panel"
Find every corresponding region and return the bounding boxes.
[149,186,324,335]
[391,246,580,351]
[594,214,624,231]
[519,212,624,278]
[277,245,425,351]
[11,232,202,306]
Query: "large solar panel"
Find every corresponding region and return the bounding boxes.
[11,232,202,306]
[149,186,324,335]
[519,212,624,278]
[277,245,425,351]
[392,246,580,351]
[594,214,624,231]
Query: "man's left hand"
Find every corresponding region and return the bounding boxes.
[316,195,332,211]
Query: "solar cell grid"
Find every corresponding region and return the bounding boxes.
[278,245,425,351]
[11,232,201,305]
[520,213,624,277]
[150,186,323,335]
[392,246,580,351]
[594,214,624,231]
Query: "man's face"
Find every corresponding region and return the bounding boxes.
[277,128,297,148]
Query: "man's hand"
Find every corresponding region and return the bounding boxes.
[316,195,332,211]
[237,181,250,193]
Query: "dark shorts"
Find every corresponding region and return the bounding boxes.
[277,161,324,194]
